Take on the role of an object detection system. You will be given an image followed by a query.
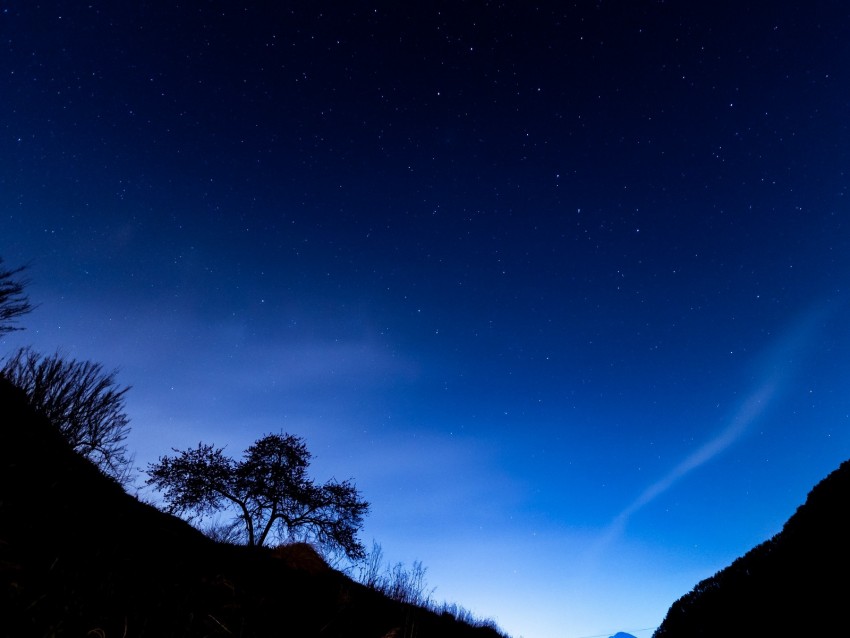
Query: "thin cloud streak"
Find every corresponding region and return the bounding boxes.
[603,380,778,544]
[598,304,826,547]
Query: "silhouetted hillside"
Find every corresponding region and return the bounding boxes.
[654,458,850,637]
[0,377,505,638]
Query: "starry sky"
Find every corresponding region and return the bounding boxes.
[3,2,850,637]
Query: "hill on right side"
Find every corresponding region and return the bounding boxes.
[654,458,850,637]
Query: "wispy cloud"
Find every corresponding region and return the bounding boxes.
[601,380,777,544]
[598,304,826,546]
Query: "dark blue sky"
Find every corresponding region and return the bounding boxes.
[3,3,850,636]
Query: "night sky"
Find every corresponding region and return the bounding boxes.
[3,3,850,637]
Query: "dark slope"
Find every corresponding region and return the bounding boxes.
[0,378,503,638]
[655,458,850,637]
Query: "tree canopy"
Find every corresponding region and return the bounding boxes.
[146,433,369,559]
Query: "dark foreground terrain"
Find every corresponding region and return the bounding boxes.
[0,378,503,638]
[9,361,850,638]
[655,454,850,637]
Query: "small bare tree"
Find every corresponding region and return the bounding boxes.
[358,539,386,589]
[1,347,133,484]
[0,258,33,334]
[357,541,435,606]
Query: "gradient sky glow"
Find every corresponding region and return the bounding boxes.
[3,3,850,638]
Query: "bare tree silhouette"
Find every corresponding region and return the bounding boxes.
[1,347,133,484]
[0,258,33,335]
[147,433,369,559]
